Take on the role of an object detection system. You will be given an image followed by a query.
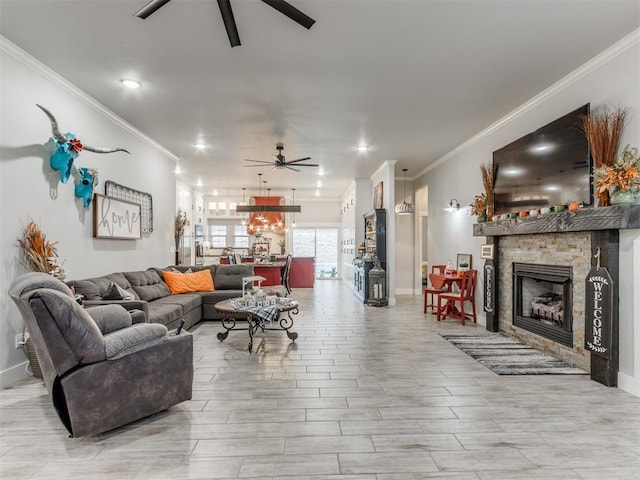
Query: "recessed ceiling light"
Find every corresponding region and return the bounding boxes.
[174,165,182,174]
[316,180,322,188]
[196,179,203,187]
[357,145,369,153]
[120,79,141,89]
[194,142,206,149]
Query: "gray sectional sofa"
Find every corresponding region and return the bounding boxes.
[70,264,256,331]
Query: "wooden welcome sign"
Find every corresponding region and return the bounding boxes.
[584,262,614,359]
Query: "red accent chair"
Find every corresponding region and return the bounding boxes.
[423,264,447,313]
[437,269,478,325]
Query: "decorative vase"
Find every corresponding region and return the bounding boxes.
[477,212,487,223]
[610,189,639,205]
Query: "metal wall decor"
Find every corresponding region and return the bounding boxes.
[105,180,153,233]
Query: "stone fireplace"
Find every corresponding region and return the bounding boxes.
[473,205,640,386]
[499,233,590,371]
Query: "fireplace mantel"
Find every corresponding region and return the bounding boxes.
[473,205,640,237]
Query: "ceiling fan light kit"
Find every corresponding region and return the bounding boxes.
[135,0,315,48]
[244,143,318,172]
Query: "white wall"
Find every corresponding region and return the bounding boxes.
[413,31,640,395]
[0,40,178,387]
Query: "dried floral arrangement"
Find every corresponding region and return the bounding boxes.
[480,163,495,219]
[470,193,487,217]
[17,221,65,280]
[580,106,627,206]
[594,145,640,195]
[175,210,187,249]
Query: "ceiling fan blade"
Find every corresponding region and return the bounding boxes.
[285,165,301,172]
[243,164,268,168]
[286,157,312,164]
[244,159,272,164]
[217,0,241,47]
[261,0,316,30]
[134,0,172,19]
[291,163,319,167]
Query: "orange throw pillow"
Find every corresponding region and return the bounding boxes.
[162,270,214,295]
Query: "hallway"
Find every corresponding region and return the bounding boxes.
[1,281,639,479]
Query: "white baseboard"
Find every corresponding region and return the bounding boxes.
[395,288,415,295]
[617,372,640,398]
[0,361,29,389]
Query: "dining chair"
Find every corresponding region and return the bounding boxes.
[281,254,293,294]
[219,256,230,265]
[423,264,447,313]
[437,269,478,325]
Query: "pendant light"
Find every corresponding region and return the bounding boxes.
[395,168,415,215]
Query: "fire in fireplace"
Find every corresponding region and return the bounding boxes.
[513,263,573,347]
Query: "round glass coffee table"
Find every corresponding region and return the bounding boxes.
[214,298,299,353]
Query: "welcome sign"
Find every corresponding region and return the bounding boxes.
[584,266,613,359]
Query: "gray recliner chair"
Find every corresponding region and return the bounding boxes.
[8,272,194,438]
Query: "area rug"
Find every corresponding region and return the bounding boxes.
[439,333,588,375]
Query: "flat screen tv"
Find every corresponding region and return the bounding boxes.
[493,104,592,215]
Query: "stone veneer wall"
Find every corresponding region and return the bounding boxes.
[498,232,592,371]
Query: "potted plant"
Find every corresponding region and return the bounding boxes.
[469,194,487,222]
[278,239,286,255]
[593,144,640,205]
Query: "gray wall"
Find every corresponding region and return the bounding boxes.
[1,42,178,386]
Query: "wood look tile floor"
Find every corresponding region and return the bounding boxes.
[2,281,640,479]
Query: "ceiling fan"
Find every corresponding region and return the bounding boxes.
[244,143,318,172]
[134,0,315,47]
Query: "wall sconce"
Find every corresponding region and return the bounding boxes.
[446,199,460,212]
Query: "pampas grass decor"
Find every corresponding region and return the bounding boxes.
[480,163,495,219]
[581,106,627,206]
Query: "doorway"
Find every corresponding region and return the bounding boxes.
[292,228,339,279]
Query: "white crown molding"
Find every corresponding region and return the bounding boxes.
[0,35,180,162]
[415,28,640,179]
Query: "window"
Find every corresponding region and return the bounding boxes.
[209,225,227,248]
[233,225,249,248]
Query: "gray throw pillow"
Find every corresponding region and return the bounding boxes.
[102,282,123,300]
[115,284,135,301]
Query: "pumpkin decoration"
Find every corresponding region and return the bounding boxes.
[519,210,528,218]
[568,201,580,211]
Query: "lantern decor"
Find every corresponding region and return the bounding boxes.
[367,260,388,307]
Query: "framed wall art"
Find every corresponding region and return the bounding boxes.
[93,194,142,239]
[456,253,472,272]
[480,244,494,259]
[373,181,383,209]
